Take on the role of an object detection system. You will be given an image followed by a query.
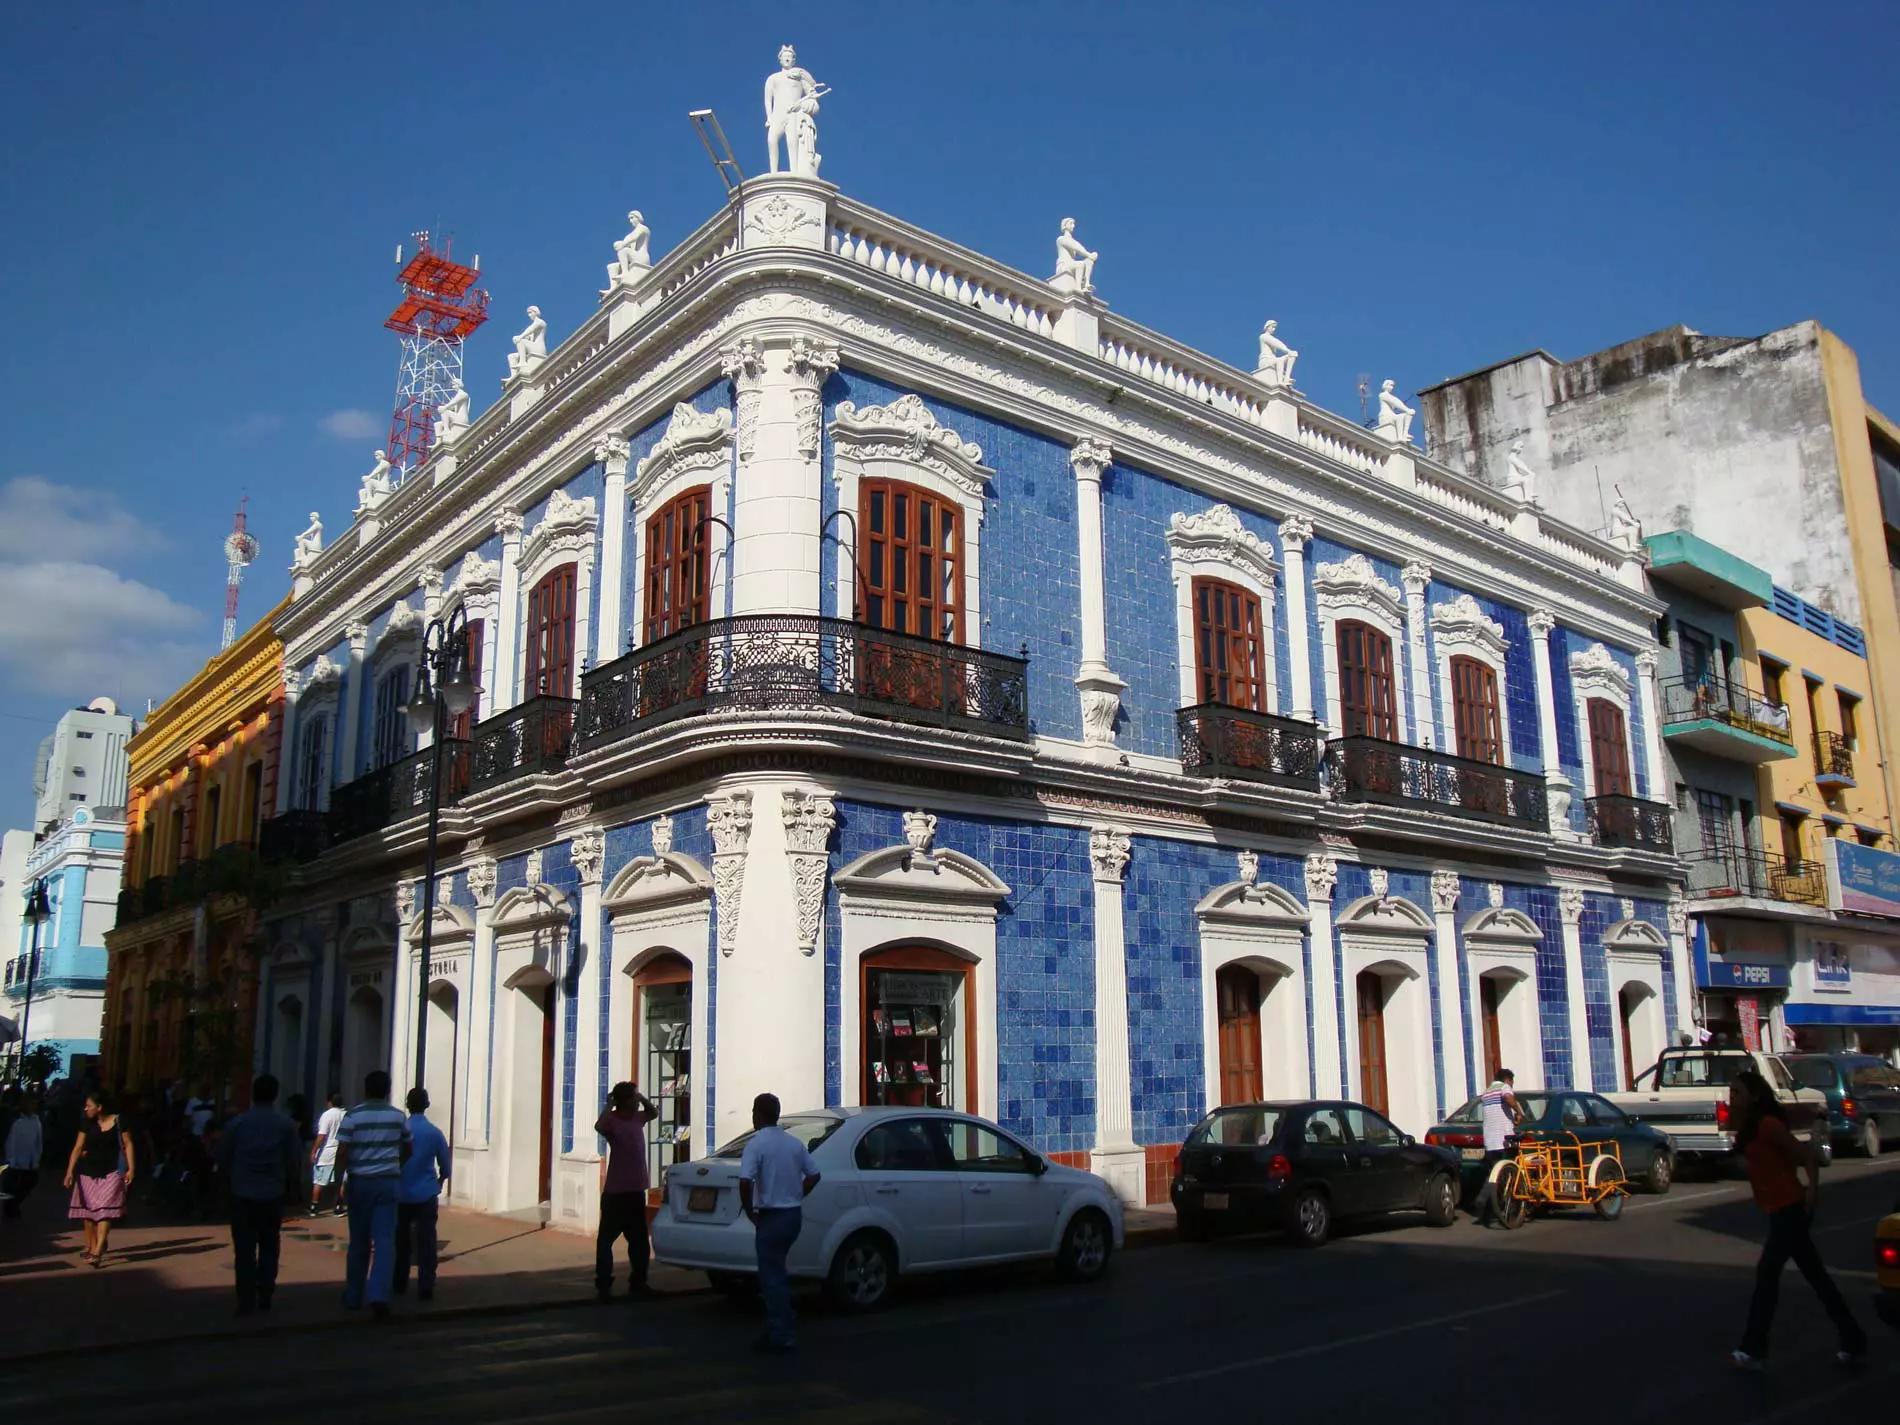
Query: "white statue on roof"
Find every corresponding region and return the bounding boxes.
[764,45,828,176]
[1501,439,1539,505]
[357,450,393,514]
[1609,490,1643,552]
[508,305,547,378]
[1053,217,1097,295]
[609,210,651,287]
[1375,378,1415,444]
[1256,319,1298,388]
[292,511,323,569]
[432,378,470,446]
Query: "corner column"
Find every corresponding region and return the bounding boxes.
[1088,828,1143,1206]
[273,677,301,814]
[1429,870,1469,1113]
[1528,610,1575,837]
[731,337,835,616]
[1666,894,1694,1042]
[1304,854,1342,1097]
[1071,439,1126,750]
[336,623,368,786]
[493,512,524,708]
[1402,561,1434,748]
[569,830,606,1227]
[1280,517,1315,723]
[1635,649,1667,801]
[595,437,631,663]
[1558,886,1594,1091]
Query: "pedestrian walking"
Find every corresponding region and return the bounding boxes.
[335,1070,410,1320]
[310,1091,345,1216]
[217,1074,302,1315]
[1730,1068,1867,1369]
[594,1081,658,1301]
[2,1095,44,1219]
[1469,1069,1523,1226]
[737,1093,821,1354]
[393,1088,450,1301]
[63,1089,134,1266]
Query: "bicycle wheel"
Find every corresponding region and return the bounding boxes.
[1493,1162,1529,1230]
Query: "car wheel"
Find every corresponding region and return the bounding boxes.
[1056,1209,1113,1282]
[1290,1188,1331,1248]
[1645,1149,1674,1195]
[826,1232,896,1313]
[1423,1173,1457,1227]
[1860,1120,1882,1158]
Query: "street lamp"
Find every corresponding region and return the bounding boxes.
[17,878,50,1083]
[402,607,474,1092]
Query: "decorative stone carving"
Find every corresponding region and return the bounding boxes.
[433,379,471,448]
[454,551,500,605]
[291,511,323,572]
[1255,319,1298,388]
[1547,777,1575,835]
[303,653,342,692]
[1313,552,1404,622]
[831,395,989,498]
[1430,594,1508,659]
[1052,217,1097,295]
[1528,608,1556,638]
[1609,493,1643,553]
[521,487,599,577]
[594,434,630,473]
[782,789,837,956]
[747,193,822,244]
[708,791,753,957]
[1487,882,1504,910]
[1164,505,1279,587]
[1304,853,1338,902]
[1278,514,1314,551]
[788,336,841,459]
[608,210,651,289]
[1635,648,1660,677]
[764,45,828,177]
[1558,885,1585,925]
[1369,867,1390,904]
[417,565,443,606]
[634,402,734,501]
[902,811,937,869]
[1431,869,1460,914]
[650,813,674,858]
[467,858,497,908]
[1401,561,1432,596]
[1502,440,1539,505]
[720,341,765,461]
[356,450,394,516]
[525,848,545,888]
[1374,379,1415,444]
[1569,643,1632,699]
[396,880,416,923]
[493,509,524,544]
[380,600,422,643]
[1619,896,1636,920]
[1070,437,1112,484]
[1089,828,1131,884]
[1078,684,1122,748]
[437,872,454,905]
[1237,849,1259,886]
[1666,894,1687,937]
[570,829,605,886]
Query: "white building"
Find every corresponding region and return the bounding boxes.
[4,807,125,1078]
[32,697,133,834]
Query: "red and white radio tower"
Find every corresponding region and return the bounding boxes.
[384,231,490,479]
[221,496,260,650]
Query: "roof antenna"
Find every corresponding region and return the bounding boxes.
[689,110,746,196]
[1594,466,1609,535]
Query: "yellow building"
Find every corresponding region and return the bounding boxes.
[102,600,290,1104]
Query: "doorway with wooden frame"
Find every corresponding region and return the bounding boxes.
[1215,964,1264,1105]
[1356,969,1390,1115]
[631,953,693,1200]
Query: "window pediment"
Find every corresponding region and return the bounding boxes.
[603,852,713,917]
[295,654,342,703]
[834,843,1010,909]
[492,882,574,935]
[1462,905,1542,946]
[1195,879,1309,931]
[450,551,501,615]
[373,601,422,665]
[403,901,474,948]
[1570,642,1632,702]
[1314,553,1403,626]
[1605,917,1667,954]
[1336,891,1433,935]
[521,488,598,583]
[632,402,733,505]
[1431,594,1507,661]
[1165,505,1278,590]
[831,395,991,501]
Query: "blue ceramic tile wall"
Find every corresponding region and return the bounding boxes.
[1578,894,1617,1090]
[1455,877,1574,1088]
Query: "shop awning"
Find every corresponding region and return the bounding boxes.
[1783,1002,1900,1027]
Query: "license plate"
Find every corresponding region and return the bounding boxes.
[687,1186,718,1213]
[1462,1148,1486,1161]
[1202,1192,1229,1211]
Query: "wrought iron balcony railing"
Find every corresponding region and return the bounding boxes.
[1177,703,1324,790]
[470,696,578,793]
[1587,794,1675,852]
[1659,675,1793,745]
[260,810,330,865]
[578,614,1031,751]
[1812,730,1855,782]
[1328,737,1548,832]
[327,740,471,845]
[1683,847,1826,906]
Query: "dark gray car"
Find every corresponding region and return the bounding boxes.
[1786,1053,1900,1157]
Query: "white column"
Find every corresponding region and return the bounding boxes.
[1088,828,1143,1206]
[1429,870,1469,1113]
[492,512,524,708]
[1402,561,1434,748]
[731,337,835,615]
[1071,440,1126,749]
[1304,854,1342,1097]
[570,831,606,1219]
[419,565,444,624]
[595,436,631,662]
[1635,650,1667,803]
[462,860,497,1156]
[572,556,595,694]
[1280,516,1315,724]
[336,623,368,785]
[1667,894,1695,1042]
[1528,609,1575,837]
[392,881,418,1101]
[274,680,301,814]
[1558,886,1594,1091]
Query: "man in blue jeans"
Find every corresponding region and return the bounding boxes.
[393,1087,451,1301]
[335,1070,411,1320]
[738,1092,821,1354]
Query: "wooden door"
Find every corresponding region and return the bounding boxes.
[644,487,711,642]
[1193,578,1267,712]
[524,564,577,699]
[1587,698,1632,797]
[1450,656,1503,764]
[537,984,556,1203]
[1215,964,1264,1105]
[1356,970,1389,1115]
[1480,977,1503,1085]
[1619,991,1638,1092]
[1337,621,1398,740]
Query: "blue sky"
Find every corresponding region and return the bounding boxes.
[2,1,1897,830]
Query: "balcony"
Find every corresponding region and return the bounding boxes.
[112,843,272,927]
[1683,847,1826,907]
[470,696,578,793]
[259,809,330,864]
[1812,731,1856,787]
[328,739,471,845]
[578,615,1031,752]
[1327,737,1548,832]
[1658,677,1795,764]
[1177,704,1324,790]
[1587,794,1674,853]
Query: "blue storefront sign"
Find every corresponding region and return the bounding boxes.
[1700,961,1790,990]
[1825,839,1900,918]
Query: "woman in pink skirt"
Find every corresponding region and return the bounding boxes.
[63,1090,135,1266]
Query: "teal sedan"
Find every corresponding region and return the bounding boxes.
[1425,1089,1676,1199]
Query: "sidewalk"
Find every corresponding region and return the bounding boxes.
[0,1180,1178,1360]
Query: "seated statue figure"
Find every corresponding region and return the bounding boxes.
[1609,493,1643,551]
[1054,217,1097,293]
[357,450,393,513]
[609,210,651,287]
[292,511,323,568]
[1501,439,1539,504]
[432,378,471,446]
[508,305,547,377]
[1256,319,1298,387]
[1375,379,1415,444]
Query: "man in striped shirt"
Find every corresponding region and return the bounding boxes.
[1470,1069,1522,1227]
[336,1070,411,1318]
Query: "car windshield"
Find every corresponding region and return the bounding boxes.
[1657,1054,1751,1088]
[713,1114,843,1159]
[1189,1107,1283,1147]
[1446,1092,1552,1124]
[1789,1060,1837,1090]
[1849,1063,1900,1091]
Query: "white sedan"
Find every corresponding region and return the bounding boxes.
[650,1106,1124,1310]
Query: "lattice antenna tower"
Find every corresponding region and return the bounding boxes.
[220,495,259,650]
[384,231,490,479]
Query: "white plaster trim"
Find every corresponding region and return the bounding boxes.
[1338,928,1435,1137]
[1464,947,1544,1092]
[631,403,734,507]
[1166,506,1280,711]
[1314,555,1408,739]
[1606,952,1667,1094]
[1569,643,1636,800]
[1194,879,1310,1108]
[1431,594,1514,762]
[516,489,598,699]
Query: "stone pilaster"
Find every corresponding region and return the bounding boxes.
[1280,516,1315,724]
[1402,561,1434,748]
[595,437,631,663]
[337,623,368,786]
[1528,610,1575,837]
[1429,869,1468,1112]
[493,512,524,707]
[1634,649,1666,802]
[1558,886,1593,1091]
[1087,827,1143,1206]
[569,829,606,1166]
[730,337,835,615]
[1667,894,1694,1042]
[1305,854,1342,1097]
[1070,438,1126,749]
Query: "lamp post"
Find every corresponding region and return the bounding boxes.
[402,607,474,1093]
[17,878,50,1082]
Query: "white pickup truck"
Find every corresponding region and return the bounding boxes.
[1603,1048,1831,1167]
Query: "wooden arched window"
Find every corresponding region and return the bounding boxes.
[1450,656,1503,765]
[644,486,711,643]
[524,564,577,698]
[1588,698,1633,796]
[1193,578,1267,712]
[1336,620,1398,740]
[860,479,962,641]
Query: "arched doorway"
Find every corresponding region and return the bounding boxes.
[1356,969,1390,1115]
[860,945,976,1111]
[273,995,304,1092]
[498,972,556,1209]
[424,982,459,1145]
[631,953,692,1195]
[1617,982,1661,1090]
[1216,964,1263,1105]
[1478,976,1503,1085]
[341,984,385,1103]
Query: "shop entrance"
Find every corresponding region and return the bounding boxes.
[862,947,974,1111]
[1216,964,1263,1105]
[632,954,692,1193]
[1356,970,1389,1116]
[424,983,459,1146]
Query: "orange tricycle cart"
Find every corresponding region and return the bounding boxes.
[1486,1131,1628,1228]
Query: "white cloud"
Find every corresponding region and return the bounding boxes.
[226,412,284,442]
[0,560,207,704]
[0,475,157,561]
[319,408,382,441]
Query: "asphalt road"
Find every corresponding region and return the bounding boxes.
[5,1156,1897,1424]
